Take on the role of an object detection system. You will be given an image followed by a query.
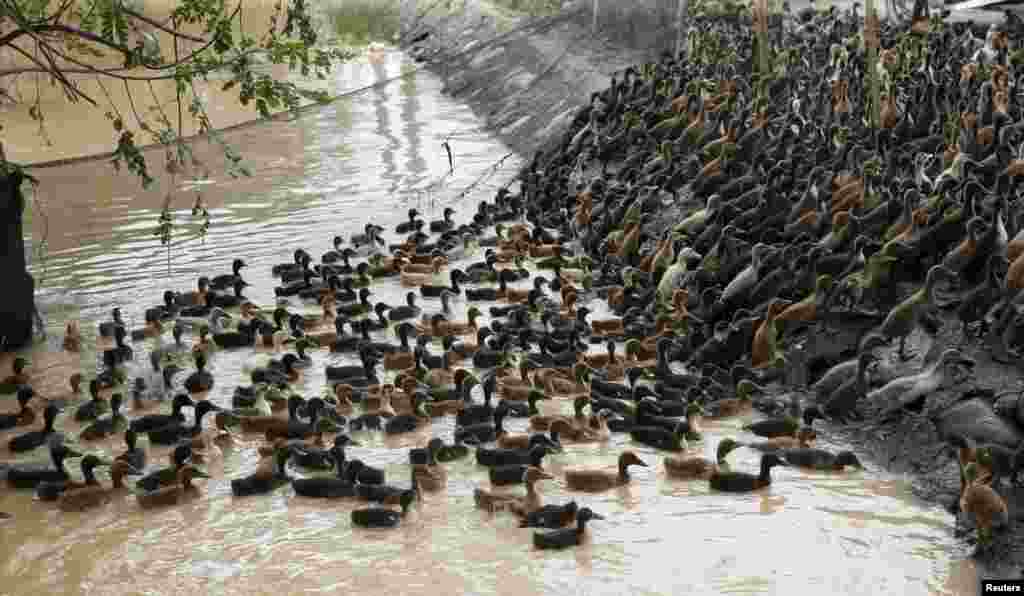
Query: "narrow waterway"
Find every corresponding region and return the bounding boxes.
[1,48,982,595]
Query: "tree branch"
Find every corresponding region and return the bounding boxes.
[120,6,206,43]
[6,40,97,105]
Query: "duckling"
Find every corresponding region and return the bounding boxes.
[9,404,63,453]
[0,357,30,394]
[0,386,35,430]
[474,467,554,514]
[564,450,647,491]
[6,442,82,489]
[780,447,863,471]
[116,428,147,471]
[665,437,741,479]
[62,321,82,352]
[959,462,1009,546]
[351,489,417,528]
[742,427,817,452]
[709,452,788,492]
[58,459,141,512]
[137,464,210,508]
[532,507,604,550]
[37,454,109,501]
[79,392,127,441]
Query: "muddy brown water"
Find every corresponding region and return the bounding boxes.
[0,48,982,595]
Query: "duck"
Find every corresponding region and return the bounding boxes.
[9,404,63,453]
[182,351,213,394]
[664,437,741,479]
[36,454,110,501]
[291,455,360,498]
[97,307,126,338]
[530,395,589,431]
[79,392,127,441]
[780,447,864,471]
[116,428,147,471]
[429,207,457,233]
[137,464,210,508]
[877,265,958,360]
[208,258,247,291]
[629,398,696,447]
[475,439,550,468]
[47,373,84,410]
[411,438,448,492]
[709,452,788,492]
[62,321,82,352]
[420,269,466,298]
[400,256,448,287]
[0,386,36,430]
[473,467,554,514]
[532,507,604,550]
[351,223,386,255]
[742,405,825,438]
[564,450,647,491]
[148,401,221,445]
[58,459,141,512]
[383,393,431,434]
[264,398,326,441]
[135,443,193,492]
[6,441,82,489]
[395,208,424,234]
[131,312,166,344]
[959,462,1009,545]
[742,427,817,452]
[0,357,30,394]
[551,410,612,443]
[705,379,762,418]
[866,348,975,418]
[230,445,292,496]
[351,489,417,528]
[518,500,579,529]
[131,393,194,433]
[821,351,877,422]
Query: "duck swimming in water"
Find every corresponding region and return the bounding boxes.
[780,447,863,471]
[37,454,109,501]
[136,444,193,492]
[0,386,36,430]
[137,464,210,508]
[709,452,787,493]
[564,450,647,492]
[79,392,127,441]
[116,428,147,471]
[9,404,64,453]
[532,507,604,550]
[351,489,417,528]
[6,441,82,489]
[58,459,141,512]
[664,438,741,479]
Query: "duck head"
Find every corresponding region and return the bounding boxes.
[716,438,740,461]
[618,451,647,469]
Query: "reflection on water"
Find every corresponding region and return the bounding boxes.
[0,50,982,596]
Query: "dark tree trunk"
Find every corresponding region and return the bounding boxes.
[0,169,36,352]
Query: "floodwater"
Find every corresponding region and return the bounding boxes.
[0,49,982,596]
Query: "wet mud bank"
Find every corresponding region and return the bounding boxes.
[400,1,660,159]
[406,0,1024,581]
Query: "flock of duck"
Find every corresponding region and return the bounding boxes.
[4,5,1024,555]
